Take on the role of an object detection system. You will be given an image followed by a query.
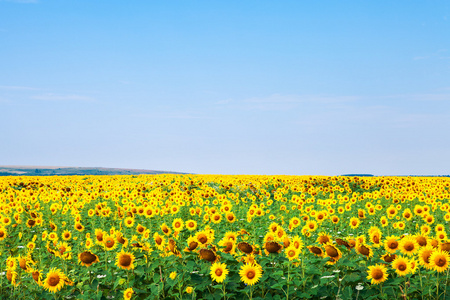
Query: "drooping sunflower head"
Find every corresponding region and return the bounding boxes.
[418,246,434,269]
[199,248,217,263]
[356,243,373,258]
[308,246,324,257]
[78,251,99,267]
[238,242,253,254]
[324,243,342,263]
[264,241,282,255]
[316,232,332,245]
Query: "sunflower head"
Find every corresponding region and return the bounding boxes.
[210,262,229,283]
[78,251,99,267]
[392,256,410,276]
[430,249,450,273]
[366,264,389,285]
[239,263,263,286]
[43,268,66,293]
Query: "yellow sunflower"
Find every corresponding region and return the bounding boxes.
[43,268,66,293]
[123,287,133,300]
[366,264,388,285]
[285,245,300,261]
[210,262,229,283]
[116,250,136,270]
[429,249,450,273]
[239,263,263,286]
[392,256,410,276]
[399,236,419,256]
[384,235,400,253]
[103,235,117,251]
[418,245,434,269]
[349,217,360,229]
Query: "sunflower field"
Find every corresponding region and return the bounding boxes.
[1,175,450,299]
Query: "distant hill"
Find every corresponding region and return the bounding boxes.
[0,166,187,176]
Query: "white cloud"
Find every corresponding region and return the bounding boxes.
[0,85,40,91]
[1,0,39,3]
[31,93,95,102]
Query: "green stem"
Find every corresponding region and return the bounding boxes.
[443,268,450,299]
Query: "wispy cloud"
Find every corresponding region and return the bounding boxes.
[1,0,39,3]
[218,94,359,111]
[0,85,40,91]
[130,111,211,120]
[31,93,95,102]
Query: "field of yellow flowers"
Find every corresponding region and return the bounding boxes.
[1,174,450,299]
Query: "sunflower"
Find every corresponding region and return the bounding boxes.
[436,231,448,241]
[6,256,17,270]
[239,263,263,286]
[369,227,382,247]
[238,242,254,254]
[172,218,184,232]
[399,236,419,256]
[78,250,99,267]
[285,245,300,261]
[218,238,236,254]
[153,232,166,250]
[384,235,400,253]
[95,229,105,245]
[324,243,342,264]
[429,249,450,273]
[30,268,43,286]
[418,245,434,269]
[123,287,134,300]
[43,268,66,293]
[185,286,194,294]
[160,223,172,236]
[349,217,360,229]
[196,230,213,247]
[291,236,304,251]
[136,224,146,234]
[116,249,135,270]
[103,235,117,251]
[199,248,217,262]
[316,232,332,245]
[415,234,428,247]
[308,246,324,257]
[210,262,229,283]
[62,230,71,241]
[366,264,388,285]
[356,243,373,258]
[186,220,197,231]
[6,269,18,286]
[409,257,418,274]
[124,216,134,228]
[381,253,397,263]
[0,227,7,241]
[170,271,177,280]
[392,256,410,276]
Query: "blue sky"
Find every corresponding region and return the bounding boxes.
[1,0,449,175]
